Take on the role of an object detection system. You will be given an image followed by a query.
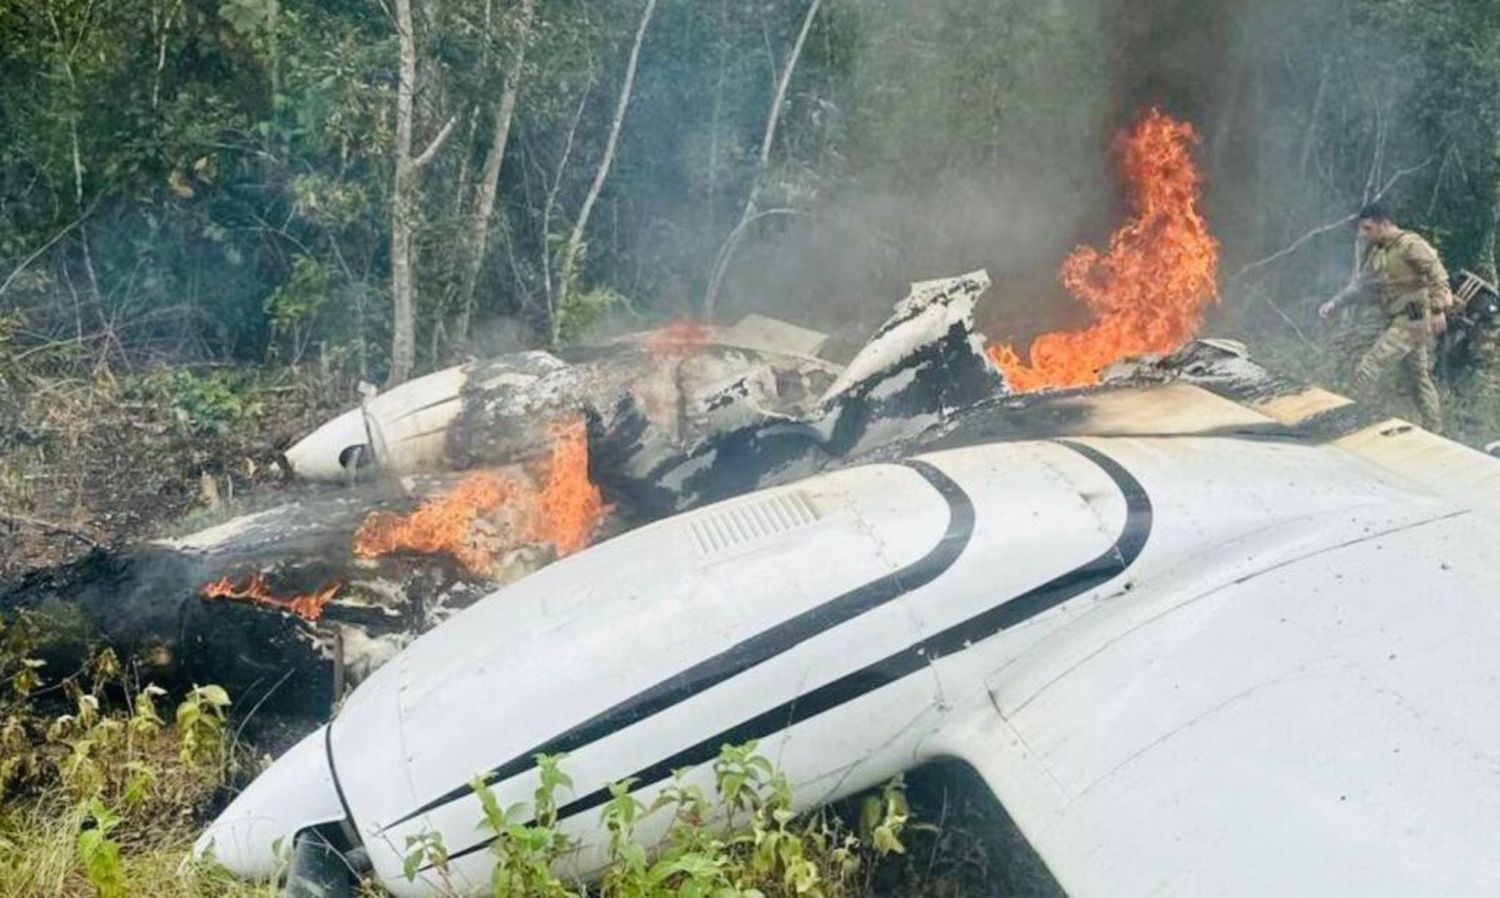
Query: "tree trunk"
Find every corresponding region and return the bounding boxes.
[706,0,729,236]
[702,0,820,319]
[1478,137,1500,286]
[552,0,657,345]
[388,0,419,386]
[453,0,537,349]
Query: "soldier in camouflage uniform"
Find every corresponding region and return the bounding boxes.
[1319,201,1453,432]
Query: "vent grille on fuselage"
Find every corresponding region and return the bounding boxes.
[688,491,821,556]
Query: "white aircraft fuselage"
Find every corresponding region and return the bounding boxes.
[200,411,1500,895]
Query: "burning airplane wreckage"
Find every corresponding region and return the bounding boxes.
[0,274,1000,719]
[182,268,1500,897]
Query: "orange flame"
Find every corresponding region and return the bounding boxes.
[352,419,608,573]
[988,108,1219,391]
[533,420,609,555]
[352,470,511,573]
[647,317,712,359]
[200,572,342,622]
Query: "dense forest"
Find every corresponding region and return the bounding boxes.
[3,0,1499,387]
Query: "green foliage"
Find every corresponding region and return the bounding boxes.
[403,830,450,886]
[0,630,267,897]
[175,684,232,770]
[557,284,637,347]
[77,798,126,898]
[265,254,332,362]
[480,753,578,898]
[265,255,331,334]
[141,369,264,434]
[858,777,909,859]
[405,741,912,898]
[219,0,278,39]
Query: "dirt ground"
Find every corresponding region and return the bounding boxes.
[0,367,350,579]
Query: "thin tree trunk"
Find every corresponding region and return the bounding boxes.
[552,0,657,345]
[706,0,730,235]
[541,80,593,320]
[1299,59,1328,174]
[454,0,536,348]
[1479,157,1500,286]
[388,0,420,386]
[152,0,183,111]
[756,0,819,170]
[386,0,456,386]
[702,0,820,319]
[451,105,478,221]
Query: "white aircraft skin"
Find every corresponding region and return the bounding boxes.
[199,421,1500,896]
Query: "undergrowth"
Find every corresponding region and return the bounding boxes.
[405,744,913,898]
[0,610,917,898]
[0,612,271,898]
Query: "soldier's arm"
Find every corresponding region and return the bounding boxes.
[1325,271,1370,313]
[1325,242,1375,311]
[1327,281,1361,308]
[1402,236,1453,313]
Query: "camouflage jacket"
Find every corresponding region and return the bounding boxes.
[1337,230,1454,320]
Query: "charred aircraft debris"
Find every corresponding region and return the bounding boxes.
[0,273,1003,717]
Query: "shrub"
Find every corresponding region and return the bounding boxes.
[0,630,271,898]
[405,742,911,898]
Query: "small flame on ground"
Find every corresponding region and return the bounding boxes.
[200,572,342,622]
[647,317,712,359]
[988,107,1219,391]
[352,419,609,573]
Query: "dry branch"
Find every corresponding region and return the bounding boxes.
[0,198,99,300]
[1228,156,1434,284]
[411,114,458,171]
[1,513,102,549]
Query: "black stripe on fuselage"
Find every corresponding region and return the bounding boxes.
[381,459,974,832]
[324,725,356,827]
[434,439,1152,867]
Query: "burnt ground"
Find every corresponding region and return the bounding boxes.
[839,761,1067,898]
[0,366,349,578]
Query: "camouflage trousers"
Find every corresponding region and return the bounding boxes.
[1351,319,1443,432]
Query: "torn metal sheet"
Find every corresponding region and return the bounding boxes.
[599,270,1008,516]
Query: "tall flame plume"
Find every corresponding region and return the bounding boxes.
[352,419,608,573]
[988,108,1219,391]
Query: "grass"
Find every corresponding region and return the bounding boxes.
[0,619,921,898]
[0,797,278,898]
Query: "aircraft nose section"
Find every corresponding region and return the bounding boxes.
[284,409,370,480]
[195,726,351,878]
